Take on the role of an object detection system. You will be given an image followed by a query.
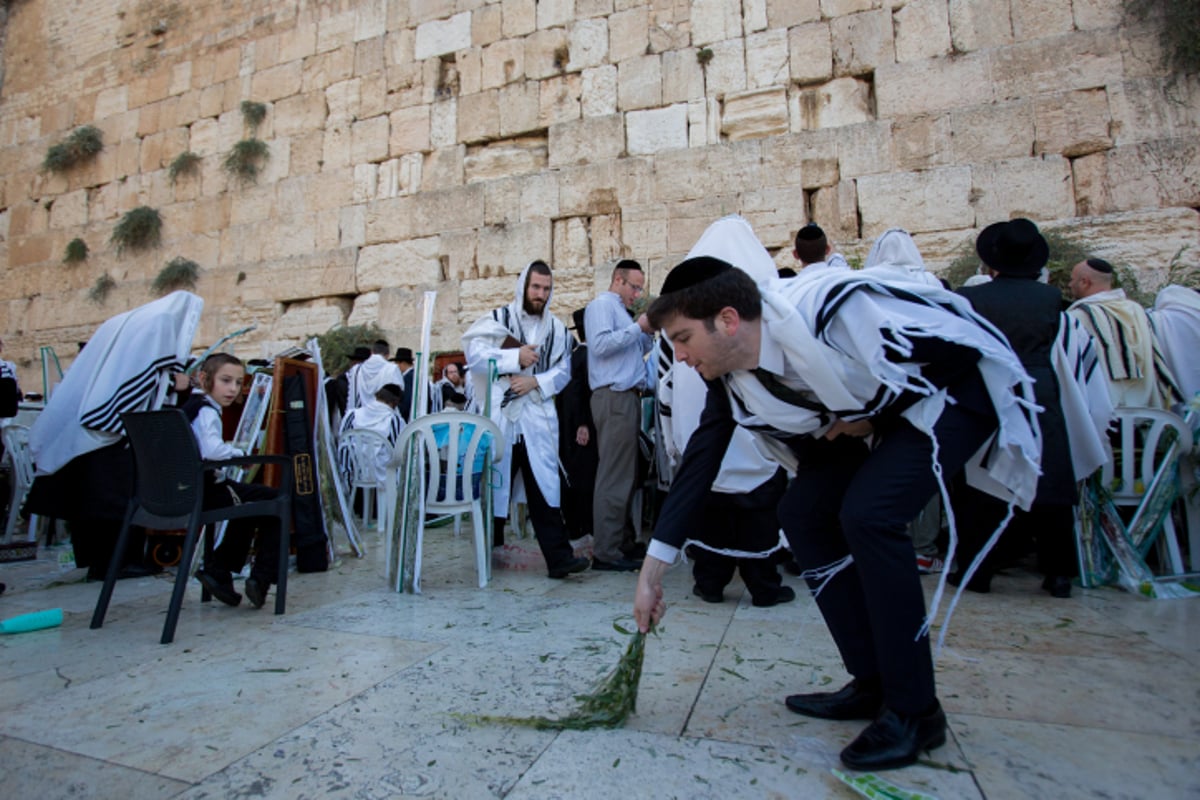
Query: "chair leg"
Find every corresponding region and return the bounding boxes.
[89,509,138,630]
[472,504,489,588]
[275,505,290,616]
[162,520,204,644]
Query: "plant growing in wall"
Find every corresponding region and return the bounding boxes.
[223,138,270,184]
[88,273,116,304]
[110,206,163,253]
[168,151,201,184]
[152,256,200,295]
[241,100,267,134]
[312,323,384,376]
[63,237,89,264]
[43,126,104,172]
[696,47,714,67]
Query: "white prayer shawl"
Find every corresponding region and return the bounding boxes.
[1150,285,1200,402]
[1067,289,1181,409]
[350,355,403,409]
[861,228,944,289]
[1051,313,1114,480]
[338,399,405,484]
[31,291,204,475]
[737,269,1043,512]
[462,262,572,512]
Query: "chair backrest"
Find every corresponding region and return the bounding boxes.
[337,427,392,488]
[2,424,35,492]
[1101,407,1194,505]
[395,411,503,513]
[120,410,205,518]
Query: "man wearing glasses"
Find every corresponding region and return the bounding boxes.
[584,259,655,571]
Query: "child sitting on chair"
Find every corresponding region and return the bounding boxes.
[182,353,281,609]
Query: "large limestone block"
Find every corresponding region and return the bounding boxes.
[582,65,618,116]
[793,77,872,131]
[465,139,549,182]
[438,228,479,283]
[357,236,442,291]
[557,157,655,216]
[743,0,768,34]
[568,17,608,70]
[722,88,789,141]
[618,55,663,111]
[251,61,303,102]
[894,113,953,171]
[789,23,832,85]
[271,90,326,138]
[352,114,391,163]
[876,53,994,118]
[653,140,764,202]
[821,0,875,15]
[318,11,357,55]
[838,121,893,178]
[421,144,466,188]
[763,130,839,189]
[431,98,457,148]
[691,0,743,46]
[347,290,380,327]
[1051,208,1200,283]
[365,195,416,243]
[355,0,387,42]
[524,28,570,80]
[340,204,366,247]
[991,31,1125,100]
[1108,76,1200,147]
[303,44,356,92]
[477,218,552,274]
[239,247,358,303]
[548,114,624,167]
[390,104,431,154]
[484,176,530,226]
[857,166,974,236]
[411,184,486,236]
[271,297,352,342]
[609,6,649,63]
[1010,0,1074,42]
[540,74,583,126]
[473,4,503,46]
[746,29,788,90]
[552,216,591,271]
[231,184,275,226]
[1073,0,1124,30]
[627,104,688,154]
[767,0,820,29]
[94,86,128,120]
[621,202,669,261]
[279,21,318,62]
[457,47,484,95]
[894,0,952,63]
[948,0,1013,52]
[482,37,525,89]
[740,184,808,247]
[971,155,1076,224]
[460,274,519,320]
[457,90,501,143]
[832,10,894,77]
[949,100,1035,164]
[703,38,748,98]
[811,179,860,245]
[48,189,89,231]
[502,0,537,38]
[1033,89,1112,157]
[500,80,542,136]
[1073,140,1200,216]
[415,12,472,60]
[661,49,704,104]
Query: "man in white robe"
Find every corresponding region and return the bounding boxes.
[349,340,403,411]
[1150,285,1200,403]
[462,261,589,579]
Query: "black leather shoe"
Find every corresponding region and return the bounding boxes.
[196,569,242,607]
[590,557,641,572]
[548,556,590,579]
[785,678,883,720]
[244,576,268,609]
[752,584,797,608]
[692,585,724,603]
[840,703,947,771]
[1042,575,1072,598]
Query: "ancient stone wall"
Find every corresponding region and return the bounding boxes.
[1,0,1197,386]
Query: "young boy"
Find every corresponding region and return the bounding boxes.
[183,353,281,609]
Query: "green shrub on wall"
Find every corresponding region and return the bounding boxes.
[110,206,163,254]
[152,257,200,295]
[312,323,384,376]
[168,151,201,184]
[240,100,267,133]
[63,237,89,264]
[88,273,116,304]
[223,138,270,184]
[43,126,104,172]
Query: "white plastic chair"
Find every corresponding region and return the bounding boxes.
[336,428,392,532]
[1100,407,1195,573]
[388,411,503,590]
[3,424,37,543]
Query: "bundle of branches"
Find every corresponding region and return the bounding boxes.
[460,623,650,731]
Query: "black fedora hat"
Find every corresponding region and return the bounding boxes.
[393,347,414,363]
[975,218,1049,277]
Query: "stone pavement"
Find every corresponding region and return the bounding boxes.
[1,530,1197,799]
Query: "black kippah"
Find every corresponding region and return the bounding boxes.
[796,223,825,241]
[660,256,733,294]
[1086,257,1114,274]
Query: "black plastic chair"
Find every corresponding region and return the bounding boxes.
[90,409,293,644]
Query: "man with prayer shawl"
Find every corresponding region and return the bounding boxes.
[462,261,589,579]
[1067,258,1181,409]
[1149,284,1200,402]
[348,340,403,412]
[633,248,1041,772]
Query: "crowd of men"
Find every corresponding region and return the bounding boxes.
[327,213,1198,773]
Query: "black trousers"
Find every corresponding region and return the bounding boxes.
[493,441,575,570]
[780,402,996,716]
[955,489,1077,579]
[691,471,787,602]
[203,479,281,584]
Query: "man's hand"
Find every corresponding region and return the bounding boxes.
[509,375,538,396]
[634,556,669,633]
[518,344,539,368]
[575,425,590,446]
[824,418,874,440]
[636,312,654,334]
